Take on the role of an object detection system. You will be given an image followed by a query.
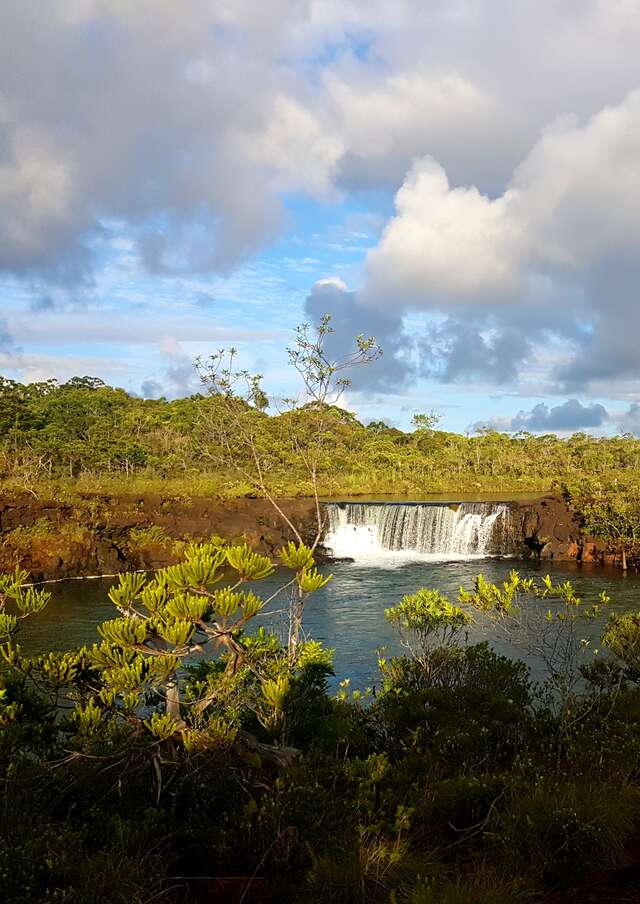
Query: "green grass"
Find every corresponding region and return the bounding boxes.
[1,518,90,554]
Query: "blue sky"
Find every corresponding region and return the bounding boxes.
[2,2,640,435]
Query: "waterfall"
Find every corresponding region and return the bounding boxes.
[324,502,513,562]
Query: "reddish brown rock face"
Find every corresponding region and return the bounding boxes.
[0,491,626,580]
[510,495,617,566]
[516,496,582,559]
[0,494,317,581]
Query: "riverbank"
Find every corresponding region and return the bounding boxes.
[0,491,624,580]
[0,493,317,580]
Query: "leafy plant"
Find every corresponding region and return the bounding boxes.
[459,571,610,721]
[385,589,472,679]
[0,566,49,644]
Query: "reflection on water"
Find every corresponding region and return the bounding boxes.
[19,559,640,689]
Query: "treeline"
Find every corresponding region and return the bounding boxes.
[2,374,640,499]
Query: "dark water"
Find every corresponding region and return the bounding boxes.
[19,558,640,689]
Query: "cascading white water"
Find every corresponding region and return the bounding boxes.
[324,502,512,563]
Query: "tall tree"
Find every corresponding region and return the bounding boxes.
[196,315,381,658]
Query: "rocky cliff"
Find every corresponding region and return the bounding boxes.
[0,492,622,581]
[509,495,618,566]
[0,494,318,580]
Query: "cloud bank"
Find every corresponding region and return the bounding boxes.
[354,89,640,398]
[471,400,611,434]
[470,399,640,437]
[2,0,640,418]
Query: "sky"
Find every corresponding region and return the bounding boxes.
[1,0,640,434]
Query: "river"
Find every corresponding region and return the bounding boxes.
[16,500,639,687]
[19,557,640,689]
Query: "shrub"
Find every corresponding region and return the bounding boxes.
[603,610,640,679]
[405,872,526,904]
[126,524,173,550]
[3,519,89,554]
[491,781,640,886]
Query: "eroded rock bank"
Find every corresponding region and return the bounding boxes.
[0,492,623,581]
[0,494,317,581]
[509,495,616,566]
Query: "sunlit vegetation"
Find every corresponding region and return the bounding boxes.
[3,374,640,503]
[562,476,640,569]
[3,553,640,902]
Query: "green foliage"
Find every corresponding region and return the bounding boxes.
[459,570,611,627]
[33,648,89,688]
[143,711,178,740]
[458,572,612,717]
[164,543,227,589]
[458,569,532,615]
[74,697,104,736]
[98,616,148,646]
[384,589,473,683]
[405,874,524,904]
[298,565,332,593]
[2,520,90,559]
[296,639,334,674]
[4,559,640,904]
[411,410,441,433]
[260,675,291,739]
[225,543,274,581]
[603,610,640,677]
[280,540,314,570]
[490,781,639,886]
[380,642,531,704]
[0,565,49,644]
[4,371,640,501]
[385,589,472,654]
[127,525,172,550]
[565,476,640,560]
[377,644,534,775]
[19,537,332,744]
[262,675,291,710]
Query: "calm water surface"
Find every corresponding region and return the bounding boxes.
[20,558,640,688]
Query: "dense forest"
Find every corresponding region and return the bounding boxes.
[2,374,640,500]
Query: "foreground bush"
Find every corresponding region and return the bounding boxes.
[3,562,640,902]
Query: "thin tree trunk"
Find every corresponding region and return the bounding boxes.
[289,585,305,663]
[165,678,186,728]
